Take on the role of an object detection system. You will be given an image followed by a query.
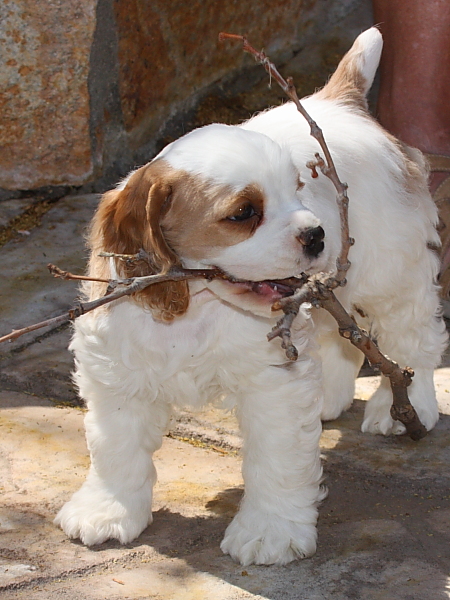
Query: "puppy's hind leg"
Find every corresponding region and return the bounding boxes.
[361,274,447,435]
[318,325,365,421]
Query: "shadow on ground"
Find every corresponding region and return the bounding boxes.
[28,398,446,600]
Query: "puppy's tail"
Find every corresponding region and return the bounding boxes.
[316,27,383,108]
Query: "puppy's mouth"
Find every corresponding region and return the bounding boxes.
[222,276,304,303]
[249,280,296,301]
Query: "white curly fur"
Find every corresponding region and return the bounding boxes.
[55,28,447,565]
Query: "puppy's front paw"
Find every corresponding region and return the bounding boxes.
[54,483,152,546]
[220,513,317,566]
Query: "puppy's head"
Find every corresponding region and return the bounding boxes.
[90,125,328,319]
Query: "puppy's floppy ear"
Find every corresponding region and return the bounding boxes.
[317,27,383,109]
[145,178,179,273]
[89,160,189,321]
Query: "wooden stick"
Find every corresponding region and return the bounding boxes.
[269,277,426,440]
[219,33,426,439]
[0,264,305,345]
[48,263,110,284]
[0,313,74,344]
[0,266,225,344]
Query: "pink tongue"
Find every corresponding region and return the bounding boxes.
[251,281,282,301]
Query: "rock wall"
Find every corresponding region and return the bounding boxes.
[0,0,372,195]
[0,0,97,190]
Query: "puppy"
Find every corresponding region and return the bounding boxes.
[55,28,447,565]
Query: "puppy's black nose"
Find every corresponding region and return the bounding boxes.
[297,226,325,258]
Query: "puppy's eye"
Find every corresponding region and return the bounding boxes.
[227,203,258,222]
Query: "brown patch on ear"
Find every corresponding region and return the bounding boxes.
[315,38,369,111]
[88,160,189,321]
[145,179,179,272]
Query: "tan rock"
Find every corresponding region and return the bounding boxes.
[0,0,96,189]
[114,0,307,147]
[0,0,372,192]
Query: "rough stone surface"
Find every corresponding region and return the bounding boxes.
[113,0,374,156]
[0,0,373,192]
[0,194,99,351]
[0,387,449,599]
[0,191,449,600]
[0,198,34,229]
[113,0,309,138]
[0,194,99,404]
[0,0,97,189]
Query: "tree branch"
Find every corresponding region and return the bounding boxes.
[270,280,426,440]
[220,32,426,440]
[0,262,306,345]
[0,265,226,344]
[2,38,428,440]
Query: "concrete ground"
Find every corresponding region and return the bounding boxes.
[1,188,450,600]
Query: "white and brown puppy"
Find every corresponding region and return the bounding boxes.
[55,28,447,565]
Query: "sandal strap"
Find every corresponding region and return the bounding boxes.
[424,153,450,173]
[424,153,450,202]
[423,153,450,298]
[435,178,450,203]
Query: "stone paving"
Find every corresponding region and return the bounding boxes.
[1,193,450,600]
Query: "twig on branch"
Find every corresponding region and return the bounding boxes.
[98,248,156,269]
[0,265,224,345]
[270,279,426,440]
[220,32,426,440]
[48,263,110,284]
